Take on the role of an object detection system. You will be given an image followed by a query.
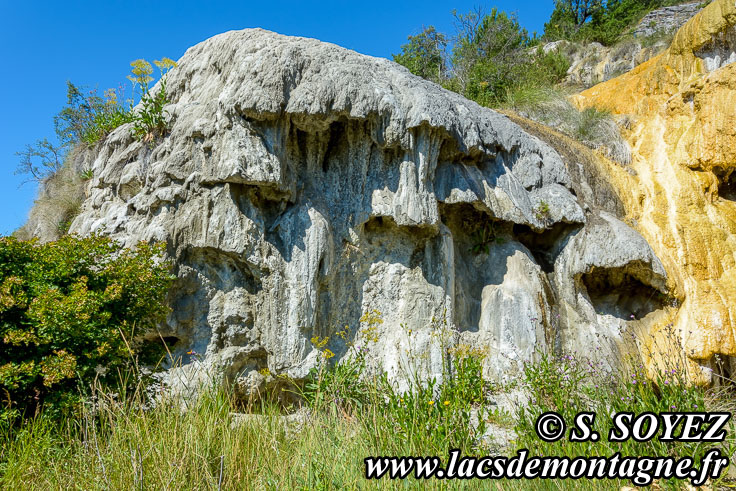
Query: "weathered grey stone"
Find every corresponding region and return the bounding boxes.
[552,212,668,368]
[633,2,703,38]
[66,29,668,396]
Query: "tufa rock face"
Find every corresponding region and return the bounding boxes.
[549,39,669,89]
[70,29,667,396]
[577,0,736,384]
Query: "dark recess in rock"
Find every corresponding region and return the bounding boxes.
[581,265,665,320]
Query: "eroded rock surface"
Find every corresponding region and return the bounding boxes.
[70,29,667,396]
[578,0,736,384]
[633,1,704,38]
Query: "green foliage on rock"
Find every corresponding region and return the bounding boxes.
[544,0,687,45]
[449,8,532,106]
[0,234,173,421]
[54,82,135,148]
[128,58,177,142]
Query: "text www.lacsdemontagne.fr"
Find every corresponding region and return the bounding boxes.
[364,449,729,486]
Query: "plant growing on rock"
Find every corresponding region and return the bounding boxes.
[0,234,173,422]
[469,221,504,254]
[128,58,177,142]
[54,82,135,148]
[534,200,551,223]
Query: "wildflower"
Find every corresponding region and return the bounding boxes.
[428,401,434,405]
[444,400,450,406]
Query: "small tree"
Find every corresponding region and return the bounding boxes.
[0,234,173,421]
[14,139,64,184]
[393,26,449,83]
[544,0,604,40]
[451,8,529,105]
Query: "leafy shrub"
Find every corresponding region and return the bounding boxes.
[544,0,687,46]
[54,82,135,148]
[394,8,570,107]
[449,8,532,106]
[392,26,448,83]
[0,234,173,422]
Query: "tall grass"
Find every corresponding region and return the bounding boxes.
[1,324,734,489]
[503,86,631,165]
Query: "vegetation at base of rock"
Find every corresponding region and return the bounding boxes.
[0,234,173,422]
[515,351,733,488]
[303,320,492,455]
[1,338,733,489]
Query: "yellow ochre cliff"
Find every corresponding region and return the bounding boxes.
[577,0,736,384]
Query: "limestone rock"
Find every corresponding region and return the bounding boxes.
[67,29,667,395]
[633,1,704,38]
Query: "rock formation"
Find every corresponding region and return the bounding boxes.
[67,29,669,397]
[633,1,704,38]
[577,0,736,384]
[549,2,704,89]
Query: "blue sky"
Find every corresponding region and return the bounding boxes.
[0,1,554,235]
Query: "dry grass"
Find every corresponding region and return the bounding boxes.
[503,86,631,165]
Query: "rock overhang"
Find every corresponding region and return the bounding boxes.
[68,28,671,396]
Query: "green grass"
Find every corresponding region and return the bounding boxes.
[1,329,734,489]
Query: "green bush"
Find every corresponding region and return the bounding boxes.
[544,0,687,46]
[54,82,135,148]
[0,234,173,422]
[393,26,448,83]
[394,9,570,107]
[450,8,531,106]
